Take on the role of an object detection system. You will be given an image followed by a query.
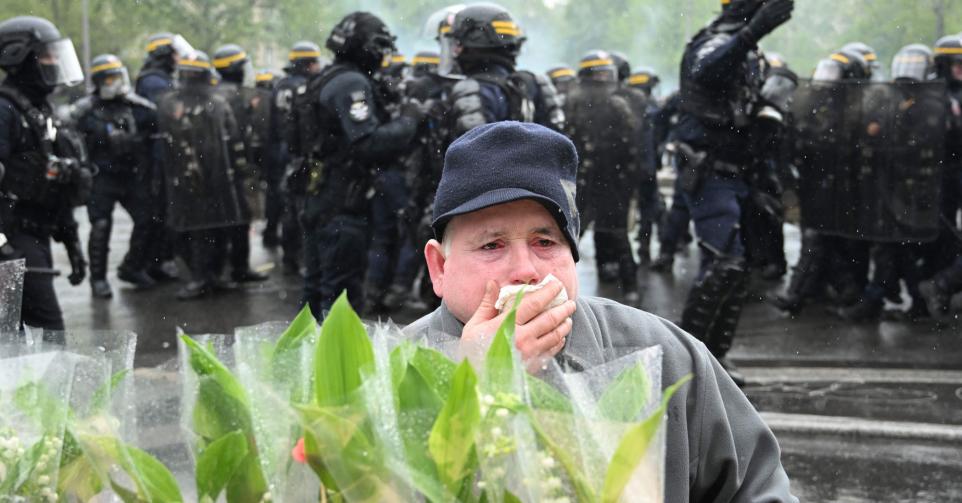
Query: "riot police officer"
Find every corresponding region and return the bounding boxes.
[627,67,661,98]
[156,52,245,300]
[411,51,440,78]
[213,44,269,283]
[547,65,577,103]
[0,16,89,332]
[920,34,962,321]
[772,49,872,314]
[298,12,423,318]
[565,51,639,303]
[836,44,939,322]
[676,0,793,385]
[841,41,882,81]
[445,3,565,138]
[610,51,662,266]
[136,32,193,282]
[71,54,158,298]
[264,41,323,273]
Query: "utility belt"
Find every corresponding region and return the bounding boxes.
[670,141,746,195]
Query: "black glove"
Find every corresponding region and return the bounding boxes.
[399,99,427,125]
[742,0,794,43]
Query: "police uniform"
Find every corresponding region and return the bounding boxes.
[675,0,793,382]
[72,89,157,295]
[564,52,639,298]
[299,12,421,318]
[0,16,89,333]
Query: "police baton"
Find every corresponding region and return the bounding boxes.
[26,267,62,277]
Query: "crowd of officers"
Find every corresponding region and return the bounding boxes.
[1,0,961,384]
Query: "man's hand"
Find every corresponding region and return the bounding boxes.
[461,279,577,373]
[742,0,794,43]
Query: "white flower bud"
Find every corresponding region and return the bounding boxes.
[495,408,509,418]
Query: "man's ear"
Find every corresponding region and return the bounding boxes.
[424,239,446,298]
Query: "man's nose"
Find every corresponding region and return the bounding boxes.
[508,244,539,285]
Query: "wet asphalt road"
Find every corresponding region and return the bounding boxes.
[43,205,962,502]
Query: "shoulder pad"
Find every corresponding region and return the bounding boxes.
[70,96,95,116]
[124,93,156,110]
[451,78,482,99]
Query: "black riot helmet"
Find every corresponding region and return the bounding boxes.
[547,65,576,85]
[254,69,278,89]
[90,54,131,100]
[609,51,631,83]
[286,40,322,75]
[144,32,194,75]
[934,34,962,82]
[891,44,935,83]
[213,43,253,86]
[177,50,213,86]
[840,41,880,79]
[813,50,869,82]
[411,50,440,76]
[447,3,526,58]
[0,16,84,94]
[326,12,397,75]
[627,67,660,95]
[577,50,617,82]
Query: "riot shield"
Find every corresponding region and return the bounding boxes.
[156,88,244,232]
[792,79,946,242]
[792,79,858,236]
[855,81,945,241]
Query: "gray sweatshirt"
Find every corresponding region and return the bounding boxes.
[403,295,798,503]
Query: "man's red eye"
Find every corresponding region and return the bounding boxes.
[481,242,499,251]
[537,239,555,247]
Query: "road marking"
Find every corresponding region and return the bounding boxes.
[761,412,962,442]
[741,367,962,385]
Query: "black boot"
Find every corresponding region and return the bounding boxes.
[88,219,112,299]
[176,281,210,301]
[770,229,827,314]
[117,267,157,290]
[681,257,749,359]
[232,268,269,283]
[650,252,674,273]
[919,277,953,321]
[834,296,882,322]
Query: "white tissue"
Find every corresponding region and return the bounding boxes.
[494,274,569,313]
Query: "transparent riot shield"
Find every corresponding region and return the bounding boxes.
[0,259,26,334]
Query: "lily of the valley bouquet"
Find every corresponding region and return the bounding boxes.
[179,292,690,502]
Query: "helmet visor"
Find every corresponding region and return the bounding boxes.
[761,72,797,112]
[891,53,931,82]
[813,59,842,82]
[37,39,84,87]
[171,34,195,58]
[98,68,131,99]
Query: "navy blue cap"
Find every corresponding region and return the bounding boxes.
[432,121,581,261]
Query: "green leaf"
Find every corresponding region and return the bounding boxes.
[598,363,651,422]
[195,430,248,501]
[601,374,693,503]
[192,375,253,442]
[504,490,523,503]
[273,303,318,357]
[485,289,524,392]
[429,360,482,493]
[83,435,184,502]
[528,414,598,503]
[314,291,375,407]
[88,369,131,416]
[13,382,72,432]
[0,438,43,494]
[409,346,457,400]
[180,335,250,411]
[525,374,573,413]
